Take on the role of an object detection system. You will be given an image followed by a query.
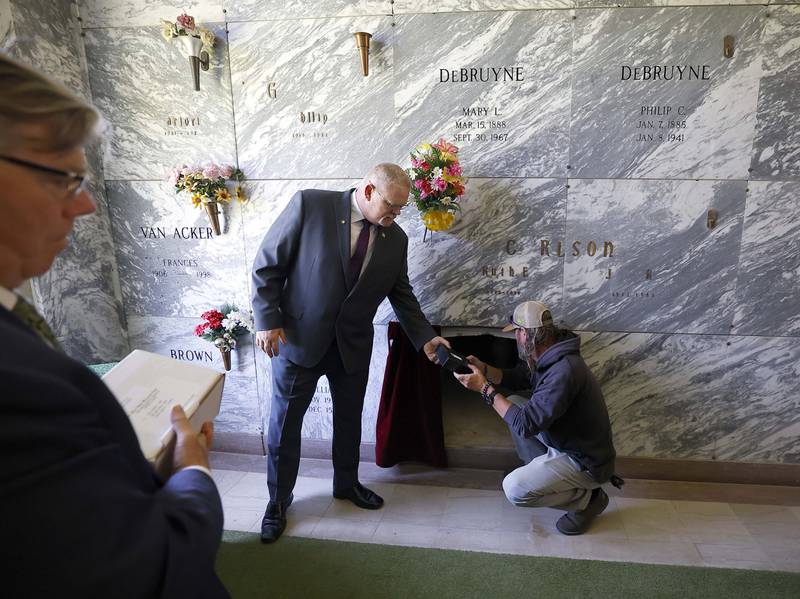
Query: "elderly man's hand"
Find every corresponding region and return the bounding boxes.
[454,363,487,393]
[423,336,451,363]
[256,328,287,358]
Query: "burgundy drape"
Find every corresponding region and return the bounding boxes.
[375,322,447,468]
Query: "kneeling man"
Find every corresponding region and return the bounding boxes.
[454,300,619,535]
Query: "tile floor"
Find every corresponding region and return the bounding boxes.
[212,461,800,573]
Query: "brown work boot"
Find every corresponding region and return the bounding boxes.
[555,487,609,536]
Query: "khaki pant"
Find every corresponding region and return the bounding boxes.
[502,395,600,512]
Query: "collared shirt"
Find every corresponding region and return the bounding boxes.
[349,189,377,276]
[0,285,18,311]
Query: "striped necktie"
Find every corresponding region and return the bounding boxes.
[12,295,62,351]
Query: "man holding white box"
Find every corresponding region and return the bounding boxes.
[0,54,229,597]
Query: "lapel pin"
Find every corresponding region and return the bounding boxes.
[341,220,346,224]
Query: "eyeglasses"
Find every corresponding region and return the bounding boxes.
[0,155,87,199]
[371,185,408,212]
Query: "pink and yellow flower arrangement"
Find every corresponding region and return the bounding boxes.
[168,163,246,208]
[407,138,466,231]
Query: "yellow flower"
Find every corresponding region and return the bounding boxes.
[439,151,456,162]
[191,193,203,208]
[417,143,432,153]
[235,186,247,203]
[442,173,460,184]
[215,188,232,203]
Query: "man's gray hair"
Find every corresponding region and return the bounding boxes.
[0,53,100,152]
[367,163,411,192]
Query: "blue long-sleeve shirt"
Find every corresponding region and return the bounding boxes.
[500,331,616,483]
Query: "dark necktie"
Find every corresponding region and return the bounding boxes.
[12,295,62,351]
[349,219,371,285]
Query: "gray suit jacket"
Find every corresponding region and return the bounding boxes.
[251,188,436,373]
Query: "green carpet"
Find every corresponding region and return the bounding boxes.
[217,531,800,599]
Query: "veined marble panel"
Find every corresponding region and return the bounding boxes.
[34,165,130,363]
[581,331,728,459]
[84,24,235,180]
[1,0,13,49]
[570,7,764,180]
[79,1,225,28]
[375,178,567,327]
[224,0,391,21]
[9,0,88,105]
[255,325,389,442]
[127,316,261,434]
[229,17,394,180]
[107,181,249,318]
[732,181,800,336]
[716,335,800,463]
[581,330,800,463]
[392,11,572,178]
[394,1,572,13]
[749,5,800,179]
[575,1,765,7]
[8,0,128,363]
[563,179,747,334]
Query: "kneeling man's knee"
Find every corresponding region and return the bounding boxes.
[502,471,541,507]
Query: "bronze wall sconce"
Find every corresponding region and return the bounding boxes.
[354,32,372,76]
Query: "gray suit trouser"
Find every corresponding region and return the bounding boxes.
[503,395,599,512]
[267,340,370,502]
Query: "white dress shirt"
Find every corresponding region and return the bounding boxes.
[0,285,18,311]
[350,189,377,277]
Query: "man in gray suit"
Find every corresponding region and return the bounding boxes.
[252,163,449,542]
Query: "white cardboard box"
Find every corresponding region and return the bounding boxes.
[103,349,225,462]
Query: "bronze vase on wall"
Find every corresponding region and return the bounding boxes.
[204,201,221,235]
[220,347,231,371]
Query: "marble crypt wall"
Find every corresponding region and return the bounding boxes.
[7,1,800,465]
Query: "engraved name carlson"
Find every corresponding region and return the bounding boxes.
[503,239,615,257]
[620,65,710,81]
[440,66,525,83]
[140,227,215,239]
[540,240,614,257]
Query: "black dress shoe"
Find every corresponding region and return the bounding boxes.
[556,487,609,536]
[260,493,293,544]
[333,482,384,510]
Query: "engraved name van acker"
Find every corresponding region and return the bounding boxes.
[139,226,215,239]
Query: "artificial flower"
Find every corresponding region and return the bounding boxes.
[169,163,245,208]
[235,186,246,203]
[199,28,215,51]
[176,12,195,32]
[160,20,177,41]
[194,305,254,353]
